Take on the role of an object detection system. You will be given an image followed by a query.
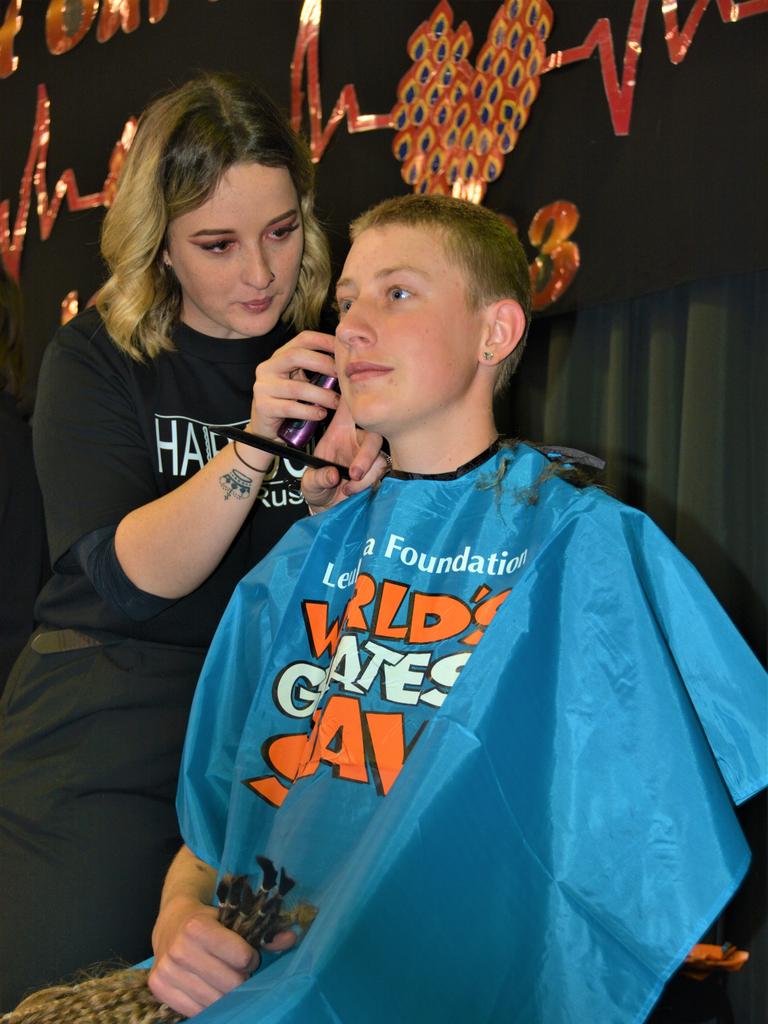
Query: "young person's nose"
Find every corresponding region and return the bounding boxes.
[335,303,375,348]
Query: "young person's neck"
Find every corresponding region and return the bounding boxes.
[388,420,499,476]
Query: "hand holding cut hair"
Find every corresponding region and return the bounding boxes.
[148,894,295,1017]
[302,398,387,513]
[149,896,253,1017]
[3,862,307,1023]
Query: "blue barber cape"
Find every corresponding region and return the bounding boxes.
[178,444,767,1024]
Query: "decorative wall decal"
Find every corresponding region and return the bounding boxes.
[0,0,22,77]
[60,289,80,324]
[290,0,391,158]
[291,1,576,307]
[290,0,768,150]
[45,0,99,56]
[0,84,137,279]
[1,1,765,320]
[0,0,178,71]
[95,0,170,43]
[390,0,551,202]
[544,0,768,134]
[526,201,580,311]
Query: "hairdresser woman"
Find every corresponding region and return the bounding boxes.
[0,73,382,1009]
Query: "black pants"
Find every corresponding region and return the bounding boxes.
[0,636,205,1009]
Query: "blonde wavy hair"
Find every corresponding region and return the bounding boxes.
[97,73,330,360]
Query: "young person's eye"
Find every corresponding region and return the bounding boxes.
[389,286,412,301]
[335,297,353,316]
[269,222,300,241]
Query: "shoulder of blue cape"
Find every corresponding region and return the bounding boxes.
[177,443,766,861]
[492,489,765,805]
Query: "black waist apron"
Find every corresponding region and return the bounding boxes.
[0,631,207,810]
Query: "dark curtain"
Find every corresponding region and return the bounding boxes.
[499,268,768,1024]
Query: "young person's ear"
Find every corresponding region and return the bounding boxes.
[477,299,527,367]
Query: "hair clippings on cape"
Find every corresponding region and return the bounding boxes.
[215,424,350,479]
[532,443,606,471]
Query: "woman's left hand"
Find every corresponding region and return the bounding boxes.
[301,399,388,513]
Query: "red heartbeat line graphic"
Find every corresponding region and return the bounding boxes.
[0,84,136,280]
[290,1,391,155]
[3,0,766,283]
[292,0,768,154]
[544,0,768,134]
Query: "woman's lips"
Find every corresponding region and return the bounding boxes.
[240,297,273,313]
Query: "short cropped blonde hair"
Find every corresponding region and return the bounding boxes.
[97,73,330,360]
[350,194,531,391]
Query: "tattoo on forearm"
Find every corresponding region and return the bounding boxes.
[220,468,252,500]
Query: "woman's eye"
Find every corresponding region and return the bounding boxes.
[270,222,300,241]
[199,240,234,254]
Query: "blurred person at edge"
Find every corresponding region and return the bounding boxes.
[0,72,384,1009]
[0,262,48,694]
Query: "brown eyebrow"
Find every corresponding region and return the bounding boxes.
[336,264,430,291]
[189,209,299,238]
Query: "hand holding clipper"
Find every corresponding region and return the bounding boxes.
[277,372,340,448]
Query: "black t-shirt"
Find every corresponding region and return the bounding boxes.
[33,307,309,646]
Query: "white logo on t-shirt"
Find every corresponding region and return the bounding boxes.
[154,415,306,508]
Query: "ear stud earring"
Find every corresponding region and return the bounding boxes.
[483,351,494,361]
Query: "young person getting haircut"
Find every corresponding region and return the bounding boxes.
[149,195,766,1023]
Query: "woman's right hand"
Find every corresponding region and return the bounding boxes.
[247,330,340,439]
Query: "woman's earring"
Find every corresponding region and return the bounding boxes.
[483,351,494,361]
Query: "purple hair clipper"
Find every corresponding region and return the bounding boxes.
[277,372,339,448]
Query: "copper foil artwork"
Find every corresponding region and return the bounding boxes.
[2,0,767,319]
